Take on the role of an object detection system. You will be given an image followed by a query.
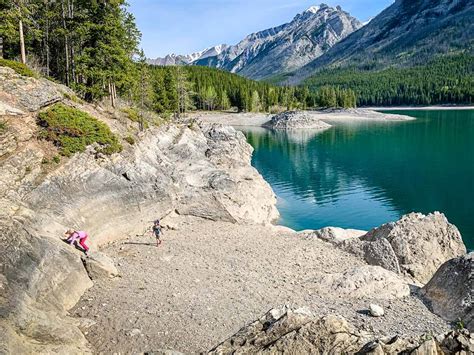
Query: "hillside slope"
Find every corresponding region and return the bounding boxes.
[291,0,474,83]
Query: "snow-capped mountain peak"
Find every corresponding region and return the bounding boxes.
[148,44,228,66]
[305,5,321,14]
[149,4,362,80]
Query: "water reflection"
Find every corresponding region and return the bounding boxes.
[242,110,474,249]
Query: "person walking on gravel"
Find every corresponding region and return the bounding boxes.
[152,219,163,247]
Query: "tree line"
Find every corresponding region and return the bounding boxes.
[1,0,140,104]
[304,54,474,106]
[144,65,357,115]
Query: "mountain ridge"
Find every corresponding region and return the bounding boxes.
[289,0,474,84]
[149,4,362,80]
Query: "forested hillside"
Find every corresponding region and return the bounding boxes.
[304,55,474,106]
[1,0,141,103]
[148,66,357,114]
[0,0,356,115]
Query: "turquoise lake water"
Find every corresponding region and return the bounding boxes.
[243,110,474,250]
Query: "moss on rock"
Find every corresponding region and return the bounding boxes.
[37,103,122,157]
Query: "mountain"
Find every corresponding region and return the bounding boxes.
[194,4,362,80]
[290,0,474,83]
[149,4,361,80]
[148,44,228,66]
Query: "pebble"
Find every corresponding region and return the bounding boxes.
[369,304,385,317]
[127,328,141,337]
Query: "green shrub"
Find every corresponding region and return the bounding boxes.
[121,107,140,122]
[53,155,61,164]
[0,58,38,78]
[38,103,122,157]
[124,135,135,145]
[63,92,82,103]
[0,121,6,132]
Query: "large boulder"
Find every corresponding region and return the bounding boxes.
[343,212,466,284]
[82,252,119,280]
[421,253,474,331]
[312,265,411,300]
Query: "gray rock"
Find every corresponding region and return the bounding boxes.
[263,111,332,130]
[82,252,119,280]
[209,306,472,354]
[369,304,384,317]
[352,212,466,284]
[361,237,401,274]
[0,67,66,111]
[421,253,474,331]
[209,306,369,354]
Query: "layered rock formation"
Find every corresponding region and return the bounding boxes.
[0,66,278,353]
[210,306,474,354]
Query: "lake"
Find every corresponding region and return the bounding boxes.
[243,110,474,250]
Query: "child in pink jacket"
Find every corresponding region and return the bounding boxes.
[64,229,89,255]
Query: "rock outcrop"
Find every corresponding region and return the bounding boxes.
[360,212,466,284]
[422,253,474,331]
[312,265,410,300]
[209,306,474,354]
[0,66,278,353]
[262,111,332,130]
[314,212,467,284]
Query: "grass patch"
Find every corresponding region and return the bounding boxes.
[38,103,122,157]
[0,58,38,78]
[63,92,82,103]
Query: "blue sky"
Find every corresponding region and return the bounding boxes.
[128,0,394,58]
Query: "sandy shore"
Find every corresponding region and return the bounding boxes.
[193,109,414,128]
[73,217,449,353]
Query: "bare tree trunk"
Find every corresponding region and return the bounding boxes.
[45,10,50,76]
[109,80,116,108]
[68,0,76,84]
[61,0,70,85]
[19,19,26,64]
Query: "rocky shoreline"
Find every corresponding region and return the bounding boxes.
[1,66,473,354]
[196,109,414,129]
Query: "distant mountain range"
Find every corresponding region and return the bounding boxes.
[149,1,474,83]
[290,0,474,83]
[149,4,362,80]
[147,44,228,66]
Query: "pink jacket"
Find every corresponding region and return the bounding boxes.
[67,231,88,245]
